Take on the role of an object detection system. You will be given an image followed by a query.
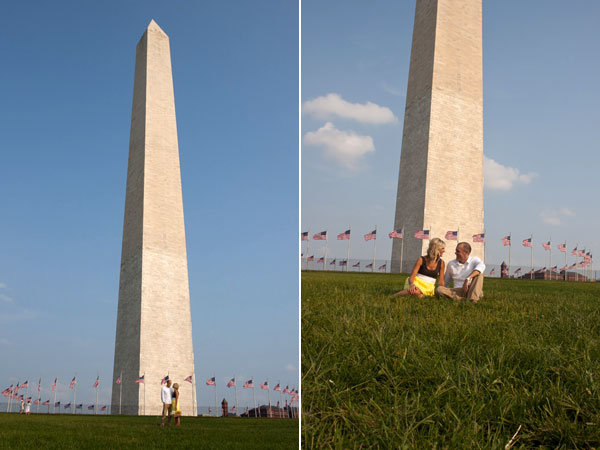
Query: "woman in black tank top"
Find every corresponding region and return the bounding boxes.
[393,238,446,298]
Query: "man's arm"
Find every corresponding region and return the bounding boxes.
[462,258,485,293]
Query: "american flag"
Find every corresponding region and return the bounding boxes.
[329,258,336,265]
[414,230,430,240]
[93,377,99,388]
[490,268,495,275]
[100,405,107,411]
[76,404,82,409]
[389,229,403,239]
[274,383,281,392]
[69,376,76,389]
[339,260,347,266]
[542,241,551,250]
[445,230,458,241]
[473,233,485,243]
[88,405,95,410]
[307,255,314,261]
[38,378,41,393]
[227,378,236,388]
[26,396,32,402]
[161,375,170,385]
[243,379,254,389]
[52,378,57,391]
[551,265,558,272]
[231,406,236,412]
[577,261,585,268]
[571,246,578,255]
[283,386,290,394]
[42,400,50,406]
[522,238,532,247]
[364,230,377,241]
[569,263,577,269]
[502,235,511,246]
[206,377,216,386]
[21,380,29,389]
[514,268,521,274]
[64,403,71,409]
[115,376,121,385]
[557,243,566,252]
[301,232,308,241]
[560,266,567,272]
[260,381,269,390]
[352,262,360,268]
[337,230,350,240]
[378,263,387,271]
[578,249,586,257]
[365,263,373,268]
[185,375,193,384]
[537,267,546,273]
[135,375,145,384]
[317,257,324,263]
[313,231,327,240]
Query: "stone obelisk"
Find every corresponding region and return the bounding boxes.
[111,20,196,416]
[391,0,484,273]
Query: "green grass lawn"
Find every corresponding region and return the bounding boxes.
[302,271,600,448]
[0,414,298,449]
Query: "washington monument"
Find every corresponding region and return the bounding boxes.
[391,0,484,273]
[112,20,196,415]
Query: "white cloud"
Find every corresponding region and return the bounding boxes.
[303,122,375,170]
[483,156,537,191]
[540,207,576,226]
[0,293,14,303]
[284,364,297,372]
[302,93,398,124]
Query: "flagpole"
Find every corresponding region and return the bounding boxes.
[119,372,123,414]
[530,234,534,279]
[73,374,77,414]
[192,374,197,416]
[564,242,567,281]
[53,378,57,414]
[372,226,377,273]
[306,230,310,270]
[575,243,579,282]
[143,377,146,416]
[324,232,328,271]
[347,226,351,272]
[267,379,271,418]
[549,237,552,279]
[214,374,218,417]
[95,385,98,415]
[508,233,511,277]
[400,225,405,273]
[234,376,238,416]
[37,377,41,414]
[252,379,256,417]
[483,228,486,264]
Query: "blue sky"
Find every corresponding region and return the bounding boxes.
[0,0,298,409]
[301,0,600,272]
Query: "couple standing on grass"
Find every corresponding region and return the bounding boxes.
[160,380,182,426]
[393,238,485,303]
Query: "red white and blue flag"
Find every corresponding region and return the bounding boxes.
[38,379,41,393]
[161,375,170,385]
[115,376,121,385]
[502,235,511,246]
[52,378,57,391]
[329,259,336,265]
[313,231,327,240]
[243,379,254,389]
[76,404,82,409]
[378,263,386,271]
[274,383,281,392]
[88,405,95,410]
[42,400,50,406]
[514,268,521,274]
[20,380,28,389]
[227,378,236,388]
[414,230,430,240]
[490,268,495,275]
[522,238,532,247]
[64,403,71,409]
[445,231,458,241]
[557,243,566,252]
[578,249,585,257]
[317,257,324,263]
[307,255,314,261]
[364,230,377,241]
[100,406,107,411]
[473,233,485,243]
[55,401,61,407]
[337,230,350,240]
[93,377,99,388]
[206,377,216,386]
[260,381,269,390]
[283,386,290,394]
[352,262,360,268]
[542,241,551,250]
[389,229,403,239]
[365,263,373,269]
[301,232,309,241]
[339,260,347,266]
[571,247,578,255]
[69,376,76,389]
[136,375,145,384]
[185,375,193,384]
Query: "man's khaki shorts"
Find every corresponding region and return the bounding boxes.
[162,402,172,417]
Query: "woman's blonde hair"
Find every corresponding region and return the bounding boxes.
[426,238,446,262]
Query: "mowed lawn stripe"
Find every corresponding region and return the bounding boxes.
[302,271,600,448]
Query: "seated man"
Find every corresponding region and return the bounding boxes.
[436,242,485,302]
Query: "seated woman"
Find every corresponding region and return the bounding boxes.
[393,238,446,298]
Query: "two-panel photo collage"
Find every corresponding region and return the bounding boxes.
[3,0,600,448]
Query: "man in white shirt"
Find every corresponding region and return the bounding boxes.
[436,242,485,302]
[160,380,173,426]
